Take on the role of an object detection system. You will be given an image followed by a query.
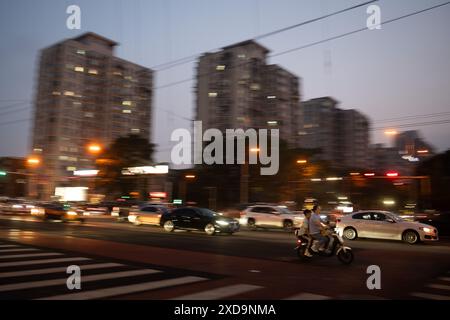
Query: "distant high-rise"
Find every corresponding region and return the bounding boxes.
[31,32,153,198]
[298,97,370,169]
[195,40,301,147]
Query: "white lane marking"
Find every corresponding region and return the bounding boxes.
[172,284,263,300]
[0,252,62,259]
[437,277,450,282]
[410,292,450,300]
[0,262,123,278]
[285,292,331,300]
[427,283,450,291]
[0,248,40,253]
[0,269,160,292]
[0,257,91,268]
[38,276,208,300]
[0,245,21,248]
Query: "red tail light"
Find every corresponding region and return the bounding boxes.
[297,239,302,244]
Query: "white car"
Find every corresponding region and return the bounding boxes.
[240,205,304,230]
[336,210,438,244]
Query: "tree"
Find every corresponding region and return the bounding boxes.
[95,135,156,199]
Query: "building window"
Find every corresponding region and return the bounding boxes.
[74,66,84,72]
[208,92,218,98]
[216,65,226,71]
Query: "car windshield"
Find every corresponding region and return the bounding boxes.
[198,208,219,217]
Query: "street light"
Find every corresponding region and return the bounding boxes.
[27,157,40,166]
[296,159,307,164]
[87,143,102,154]
[185,175,196,179]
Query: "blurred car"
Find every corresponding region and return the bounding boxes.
[415,211,450,237]
[239,205,304,230]
[80,203,110,216]
[160,207,239,235]
[128,204,170,226]
[336,210,438,244]
[0,198,35,215]
[111,199,147,221]
[31,203,84,222]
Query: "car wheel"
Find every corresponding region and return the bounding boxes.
[343,227,357,240]
[133,217,142,226]
[205,223,216,236]
[283,220,293,231]
[402,230,419,244]
[163,220,175,232]
[247,218,256,230]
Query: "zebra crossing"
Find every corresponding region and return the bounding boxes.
[0,240,343,300]
[410,270,450,300]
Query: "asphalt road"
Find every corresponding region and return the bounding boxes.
[0,214,450,300]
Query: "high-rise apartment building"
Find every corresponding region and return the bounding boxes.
[31,32,153,198]
[298,97,370,169]
[195,40,301,147]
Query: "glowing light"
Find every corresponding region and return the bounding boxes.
[417,150,429,154]
[311,178,322,182]
[386,172,399,177]
[250,148,260,153]
[208,92,218,97]
[349,172,360,176]
[27,158,40,165]
[364,173,375,177]
[296,160,307,164]
[383,200,395,205]
[216,65,226,71]
[185,175,196,179]
[326,177,343,181]
[122,165,169,175]
[87,144,102,154]
[73,170,98,176]
[384,130,398,135]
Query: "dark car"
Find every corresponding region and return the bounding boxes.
[160,207,240,235]
[31,203,84,222]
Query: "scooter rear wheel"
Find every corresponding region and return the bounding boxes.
[296,246,311,261]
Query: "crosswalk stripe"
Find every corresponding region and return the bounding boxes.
[0,257,91,268]
[427,284,450,291]
[38,276,208,300]
[0,252,62,259]
[172,284,263,300]
[0,248,40,253]
[0,245,21,248]
[438,277,450,282]
[285,292,331,300]
[0,262,123,278]
[410,292,450,300]
[0,269,160,292]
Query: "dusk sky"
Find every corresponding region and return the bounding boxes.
[0,0,449,163]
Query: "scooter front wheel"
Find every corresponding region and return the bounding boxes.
[337,248,354,265]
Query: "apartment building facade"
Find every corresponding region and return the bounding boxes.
[195,40,301,147]
[31,32,153,199]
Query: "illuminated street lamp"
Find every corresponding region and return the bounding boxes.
[87,143,102,154]
[296,159,307,164]
[185,174,196,179]
[27,157,41,166]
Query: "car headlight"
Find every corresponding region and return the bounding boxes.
[420,227,433,233]
[67,211,78,216]
[216,220,230,226]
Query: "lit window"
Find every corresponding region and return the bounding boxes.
[88,69,98,75]
[216,65,226,71]
[76,49,86,55]
[64,91,75,96]
[208,92,218,98]
[250,84,260,90]
[131,128,140,133]
[113,71,122,76]
[33,148,43,153]
[122,101,132,106]
[52,91,61,96]
[238,54,246,59]
[124,76,133,81]
[298,131,307,135]
[122,110,132,114]
[67,167,77,171]
[74,66,84,72]
[59,156,68,161]
[267,95,277,99]
[84,112,94,118]
[267,121,278,126]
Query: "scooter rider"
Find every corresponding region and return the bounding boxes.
[309,205,330,253]
[295,209,313,257]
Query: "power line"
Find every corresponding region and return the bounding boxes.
[151,0,379,71]
[372,119,450,131]
[0,105,32,117]
[155,1,450,90]
[0,101,31,111]
[0,118,31,126]
[373,111,450,124]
